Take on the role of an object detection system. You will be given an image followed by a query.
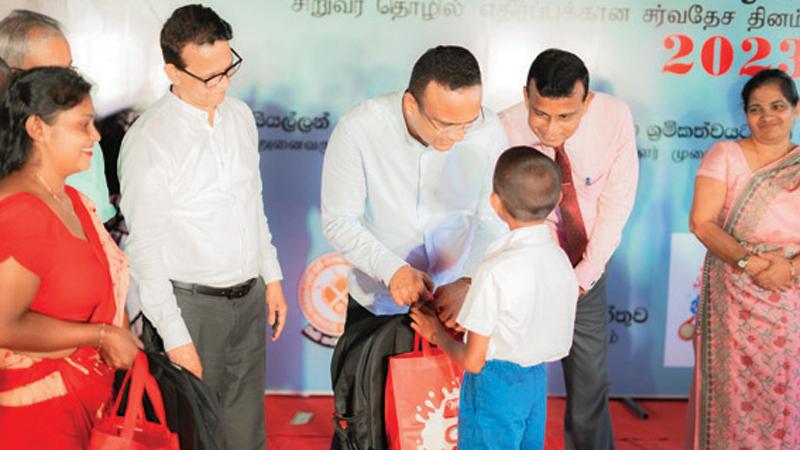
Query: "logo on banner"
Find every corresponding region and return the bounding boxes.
[414,382,460,450]
[298,252,349,348]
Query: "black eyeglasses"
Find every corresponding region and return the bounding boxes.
[177,48,243,88]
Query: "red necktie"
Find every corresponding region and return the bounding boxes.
[554,145,588,267]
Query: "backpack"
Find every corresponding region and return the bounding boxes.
[331,314,415,450]
[129,313,224,450]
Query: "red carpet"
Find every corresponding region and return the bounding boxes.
[265,395,686,449]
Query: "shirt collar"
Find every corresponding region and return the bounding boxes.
[391,91,425,149]
[166,88,223,127]
[489,223,553,254]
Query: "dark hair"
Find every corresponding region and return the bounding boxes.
[493,146,561,222]
[407,45,481,102]
[160,4,232,68]
[0,66,91,179]
[526,48,589,100]
[741,68,799,111]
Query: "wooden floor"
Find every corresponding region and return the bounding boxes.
[265,395,687,449]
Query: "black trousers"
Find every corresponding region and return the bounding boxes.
[562,273,616,450]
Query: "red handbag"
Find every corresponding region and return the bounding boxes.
[385,333,463,450]
[89,352,180,450]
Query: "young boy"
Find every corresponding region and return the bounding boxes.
[410,146,579,450]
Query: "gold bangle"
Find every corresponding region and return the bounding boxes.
[97,324,106,350]
[791,259,798,281]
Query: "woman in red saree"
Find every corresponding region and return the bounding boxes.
[688,68,800,448]
[0,67,141,449]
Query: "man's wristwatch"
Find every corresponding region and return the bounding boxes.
[736,254,752,270]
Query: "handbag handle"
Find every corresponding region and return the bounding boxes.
[117,352,170,439]
[413,332,434,356]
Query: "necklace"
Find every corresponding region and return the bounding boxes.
[34,172,69,212]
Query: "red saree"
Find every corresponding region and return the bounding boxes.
[0,187,129,449]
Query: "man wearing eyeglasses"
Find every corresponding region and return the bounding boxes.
[118,5,286,449]
[322,47,507,446]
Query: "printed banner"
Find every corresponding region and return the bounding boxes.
[16,0,799,396]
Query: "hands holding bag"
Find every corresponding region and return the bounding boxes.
[90,352,180,450]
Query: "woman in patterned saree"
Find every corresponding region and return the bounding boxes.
[0,67,141,448]
[688,68,800,449]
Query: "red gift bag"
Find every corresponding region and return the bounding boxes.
[385,333,463,450]
[90,352,180,450]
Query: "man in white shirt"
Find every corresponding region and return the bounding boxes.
[321,45,508,446]
[118,6,286,449]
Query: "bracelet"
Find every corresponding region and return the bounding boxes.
[791,259,798,281]
[97,324,106,350]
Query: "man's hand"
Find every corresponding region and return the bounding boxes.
[266,281,288,341]
[389,265,433,307]
[432,278,470,329]
[167,342,203,379]
[409,305,446,346]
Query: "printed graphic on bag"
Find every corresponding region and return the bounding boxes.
[414,382,460,449]
[386,336,463,450]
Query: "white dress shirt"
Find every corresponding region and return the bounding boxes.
[119,91,283,351]
[457,224,579,366]
[321,91,508,315]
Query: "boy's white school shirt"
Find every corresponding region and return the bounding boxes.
[457,223,579,367]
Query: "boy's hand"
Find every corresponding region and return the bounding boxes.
[410,305,446,345]
[433,277,470,328]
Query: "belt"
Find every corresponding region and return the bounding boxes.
[171,278,257,299]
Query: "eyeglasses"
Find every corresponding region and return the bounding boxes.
[414,95,485,137]
[177,48,243,88]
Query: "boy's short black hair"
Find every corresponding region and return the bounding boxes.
[493,146,561,221]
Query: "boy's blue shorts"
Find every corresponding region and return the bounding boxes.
[458,360,547,450]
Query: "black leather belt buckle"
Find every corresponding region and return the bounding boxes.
[172,278,257,299]
[226,278,256,298]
